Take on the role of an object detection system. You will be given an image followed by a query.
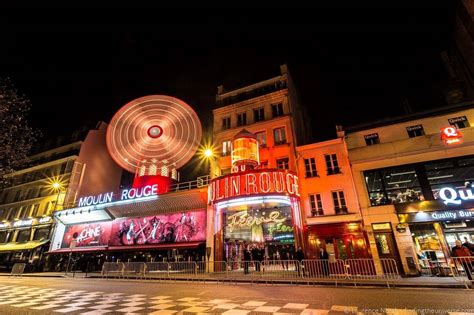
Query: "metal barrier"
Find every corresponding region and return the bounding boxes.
[10,263,26,278]
[302,259,347,282]
[96,258,401,287]
[145,262,170,280]
[123,262,146,279]
[168,262,197,279]
[101,262,124,279]
[227,261,262,281]
[449,257,474,289]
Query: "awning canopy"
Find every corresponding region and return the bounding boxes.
[106,189,208,218]
[0,239,49,252]
[47,242,204,254]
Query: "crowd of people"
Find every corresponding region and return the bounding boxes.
[451,237,474,281]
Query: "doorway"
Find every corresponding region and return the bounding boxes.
[374,231,403,274]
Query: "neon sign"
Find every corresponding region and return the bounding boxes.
[208,169,300,203]
[439,187,474,205]
[78,184,158,207]
[441,126,463,145]
[227,210,286,232]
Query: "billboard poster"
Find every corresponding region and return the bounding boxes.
[110,210,206,246]
[224,206,294,243]
[61,222,112,248]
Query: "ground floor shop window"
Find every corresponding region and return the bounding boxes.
[410,224,449,276]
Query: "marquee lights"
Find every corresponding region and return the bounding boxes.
[208,170,300,204]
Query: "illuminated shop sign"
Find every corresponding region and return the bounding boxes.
[225,207,294,243]
[400,209,474,223]
[208,169,299,204]
[78,184,158,207]
[39,216,52,224]
[439,187,474,205]
[0,223,10,229]
[62,222,111,248]
[13,219,33,228]
[440,126,463,145]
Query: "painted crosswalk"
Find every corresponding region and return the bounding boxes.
[0,284,471,314]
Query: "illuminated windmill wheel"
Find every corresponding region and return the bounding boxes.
[106,95,202,188]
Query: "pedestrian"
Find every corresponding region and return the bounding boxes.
[295,246,305,276]
[259,245,265,273]
[251,245,261,272]
[280,245,289,270]
[452,240,473,281]
[319,247,329,277]
[462,237,474,254]
[243,245,251,274]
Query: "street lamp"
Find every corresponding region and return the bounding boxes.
[50,181,64,212]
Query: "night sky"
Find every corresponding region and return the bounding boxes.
[0,4,457,143]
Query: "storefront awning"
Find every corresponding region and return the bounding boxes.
[0,239,49,252]
[47,246,108,254]
[107,242,204,252]
[106,189,208,218]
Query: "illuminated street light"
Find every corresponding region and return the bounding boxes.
[204,148,214,158]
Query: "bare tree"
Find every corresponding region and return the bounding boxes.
[0,78,39,187]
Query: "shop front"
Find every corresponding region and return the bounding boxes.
[306,222,370,260]
[397,199,474,276]
[48,187,208,271]
[208,169,303,262]
[0,216,53,271]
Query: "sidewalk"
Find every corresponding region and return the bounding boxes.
[0,271,470,288]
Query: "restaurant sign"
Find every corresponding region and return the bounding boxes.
[400,209,474,223]
[439,187,474,205]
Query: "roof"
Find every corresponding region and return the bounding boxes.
[345,101,474,133]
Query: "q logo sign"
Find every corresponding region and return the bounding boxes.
[441,126,462,145]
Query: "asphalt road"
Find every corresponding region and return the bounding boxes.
[0,277,473,314]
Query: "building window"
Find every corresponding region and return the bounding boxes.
[30,204,40,218]
[16,229,31,242]
[304,158,317,177]
[425,158,474,199]
[332,191,348,214]
[5,208,15,221]
[271,103,284,118]
[222,140,232,156]
[237,112,247,126]
[364,165,424,206]
[448,116,470,129]
[364,133,380,146]
[273,127,287,145]
[254,107,265,122]
[1,191,9,204]
[60,162,67,174]
[406,125,425,138]
[325,154,341,175]
[260,160,268,168]
[17,206,28,219]
[13,190,22,202]
[276,157,289,170]
[255,132,267,148]
[34,228,50,241]
[222,117,231,130]
[309,193,323,216]
[0,231,9,243]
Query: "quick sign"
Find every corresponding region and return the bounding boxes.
[440,126,463,145]
[208,169,300,203]
[78,184,158,207]
[438,187,474,205]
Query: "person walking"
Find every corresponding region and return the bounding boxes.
[280,245,289,270]
[452,240,473,281]
[319,247,329,277]
[295,246,305,277]
[243,245,251,274]
[251,245,261,272]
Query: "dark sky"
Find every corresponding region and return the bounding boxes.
[0,3,458,143]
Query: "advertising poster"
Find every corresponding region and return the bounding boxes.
[110,210,207,246]
[61,222,112,248]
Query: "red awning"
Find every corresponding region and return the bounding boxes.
[107,242,204,252]
[47,246,108,254]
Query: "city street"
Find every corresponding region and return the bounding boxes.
[0,277,472,314]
